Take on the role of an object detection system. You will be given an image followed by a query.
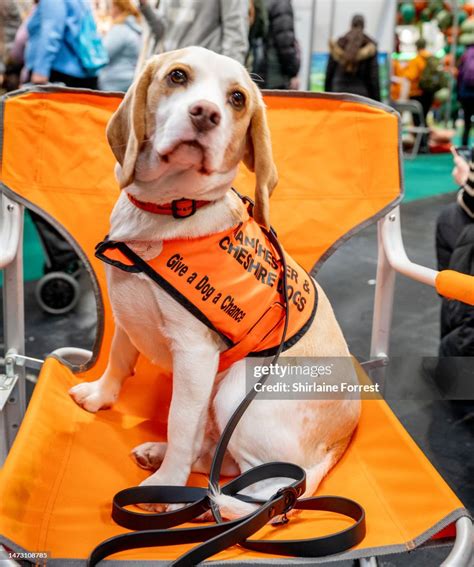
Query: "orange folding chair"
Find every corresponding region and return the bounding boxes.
[0,87,472,566]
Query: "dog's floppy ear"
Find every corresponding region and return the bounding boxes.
[106,57,160,188]
[243,97,278,228]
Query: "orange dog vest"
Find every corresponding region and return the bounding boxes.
[96,198,317,371]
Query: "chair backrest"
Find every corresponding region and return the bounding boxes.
[0,87,402,373]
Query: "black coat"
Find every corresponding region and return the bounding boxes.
[436,202,474,356]
[263,0,300,89]
[325,36,380,101]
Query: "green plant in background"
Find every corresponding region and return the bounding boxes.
[436,9,453,30]
[460,15,474,46]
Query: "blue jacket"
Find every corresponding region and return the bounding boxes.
[98,16,141,91]
[25,0,95,79]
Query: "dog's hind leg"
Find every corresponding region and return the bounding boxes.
[131,440,240,475]
[131,442,167,470]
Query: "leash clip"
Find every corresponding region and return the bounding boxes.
[270,486,298,525]
[275,486,299,515]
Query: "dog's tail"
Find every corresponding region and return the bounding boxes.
[209,491,259,520]
[208,483,259,520]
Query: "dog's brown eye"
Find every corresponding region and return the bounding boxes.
[230,91,246,110]
[169,69,188,85]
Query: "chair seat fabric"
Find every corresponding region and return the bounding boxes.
[0,357,467,564]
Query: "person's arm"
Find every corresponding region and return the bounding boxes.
[102,25,126,62]
[30,0,67,82]
[10,17,30,64]
[269,0,300,79]
[0,0,22,75]
[439,310,474,356]
[436,217,454,272]
[139,0,165,44]
[219,0,249,64]
[451,148,470,186]
[403,55,423,85]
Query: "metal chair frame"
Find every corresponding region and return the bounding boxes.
[392,100,431,160]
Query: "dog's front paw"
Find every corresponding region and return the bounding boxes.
[69,380,120,412]
[137,501,185,514]
[131,442,167,470]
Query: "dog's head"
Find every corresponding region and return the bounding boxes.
[106,47,277,227]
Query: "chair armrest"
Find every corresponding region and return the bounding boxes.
[436,271,474,306]
[381,207,438,286]
[0,194,22,269]
[382,208,474,306]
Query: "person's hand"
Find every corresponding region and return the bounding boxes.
[31,72,49,84]
[289,76,300,90]
[451,147,470,186]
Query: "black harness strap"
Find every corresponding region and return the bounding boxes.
[89,227,366,566]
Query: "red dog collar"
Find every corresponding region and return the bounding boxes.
[128,194,210,219]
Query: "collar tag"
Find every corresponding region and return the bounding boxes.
[172,199,197,218]
[127,194,209,218]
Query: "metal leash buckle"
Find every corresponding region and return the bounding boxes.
[273,486,299,525]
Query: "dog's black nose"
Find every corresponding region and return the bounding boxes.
[189,101,221,132]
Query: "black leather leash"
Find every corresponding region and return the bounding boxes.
[88,223,366,566]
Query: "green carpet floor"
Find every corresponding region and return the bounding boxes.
[403,152,458,202]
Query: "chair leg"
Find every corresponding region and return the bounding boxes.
[411,130,422,159]
[441,517,473,567]
[0,545,20,566]
[0,197,26,465]
[369,216,396,393]
[358,557,378,566]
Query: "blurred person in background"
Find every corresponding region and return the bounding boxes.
[8,2,40,91]
[138,0,248,65]
[98,0,142,91]
[405,38,443,152]
[0,0,22,90]
[433,148,474,406]
[262,0,300,89]
[247,0,268,80]
[436,149,474,357]
[457,42,474,146]
[325,14,380,101]
[24,0,106,89]
[390,36,411,103]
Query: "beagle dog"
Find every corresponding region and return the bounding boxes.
[69,47,360,518]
